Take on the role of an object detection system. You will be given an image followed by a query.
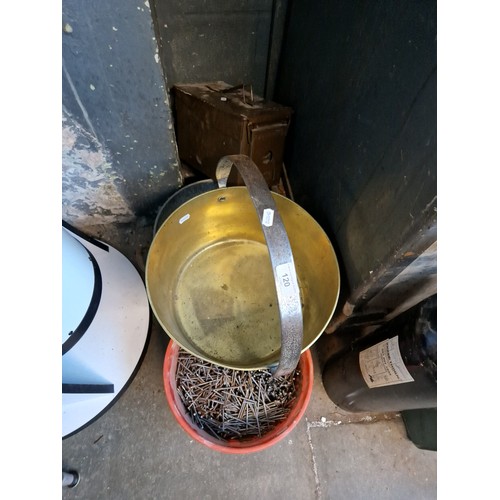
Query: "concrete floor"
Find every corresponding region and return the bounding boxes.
[62,219,437,500]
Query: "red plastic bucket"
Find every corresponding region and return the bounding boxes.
[163,341,314,454]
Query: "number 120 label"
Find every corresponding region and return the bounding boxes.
[276,262,298,301]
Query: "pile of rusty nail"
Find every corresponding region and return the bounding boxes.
[176,349,300,440]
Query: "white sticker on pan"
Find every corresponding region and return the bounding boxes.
[262,208,274,227]
[359,336,414,388]
[179,214,190,224]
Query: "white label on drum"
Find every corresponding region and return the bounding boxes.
[276,262,299,303]
[359,336,414,388]
[262,208,274,227]
[179,214,190,224]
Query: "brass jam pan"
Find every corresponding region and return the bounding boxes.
[146,156,340,375]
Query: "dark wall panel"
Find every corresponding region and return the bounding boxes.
[275,0,437,292]
[152,0,276,96]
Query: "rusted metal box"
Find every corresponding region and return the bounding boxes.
[172,82,293,187]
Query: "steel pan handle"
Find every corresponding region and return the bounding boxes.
[216,154,303,377]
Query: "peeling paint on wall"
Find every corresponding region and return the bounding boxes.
[62,0,182,219]
[62,109,135,226]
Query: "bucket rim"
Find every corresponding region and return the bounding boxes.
[163,340,314,454]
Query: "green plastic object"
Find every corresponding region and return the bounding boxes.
[401,408,437,451]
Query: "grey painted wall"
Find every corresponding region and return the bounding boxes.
[62,0,182,227]
[151,0,285,97]
[61,0,288,227]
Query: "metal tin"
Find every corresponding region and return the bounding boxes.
[172,82,293,187]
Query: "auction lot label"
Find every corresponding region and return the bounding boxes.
[359,336,414,388]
